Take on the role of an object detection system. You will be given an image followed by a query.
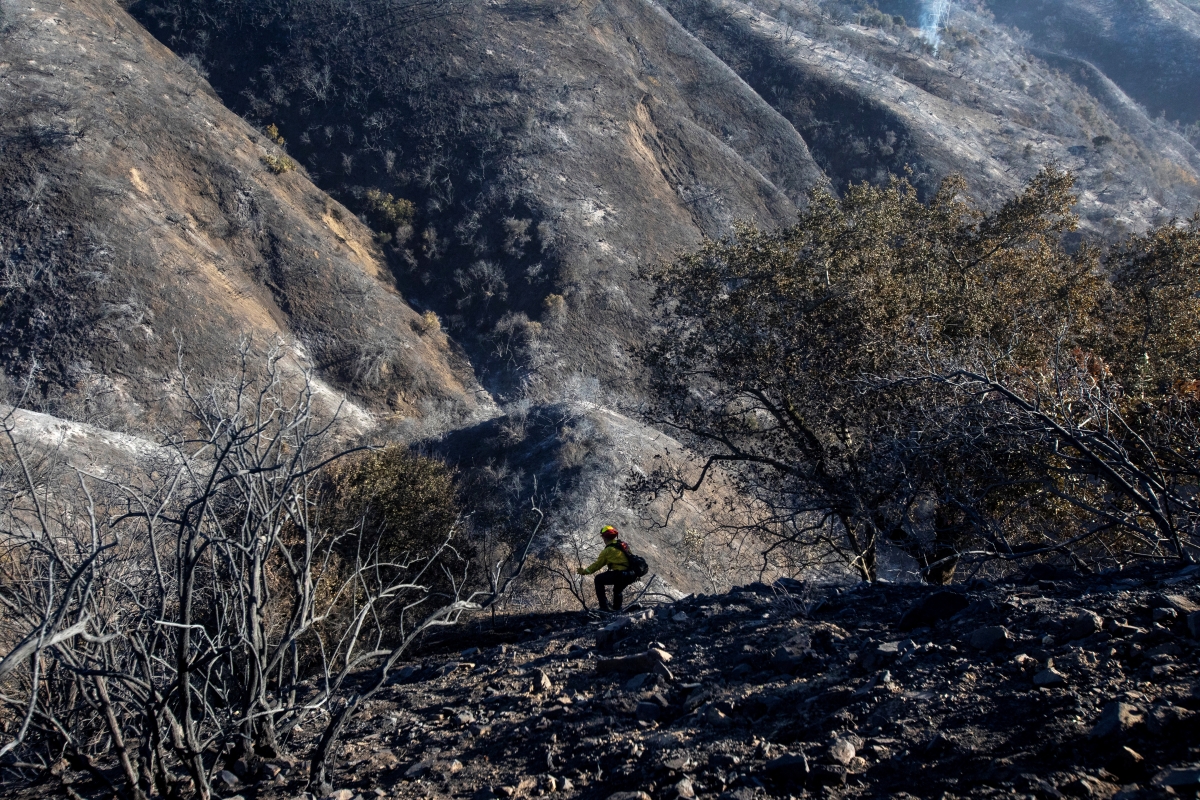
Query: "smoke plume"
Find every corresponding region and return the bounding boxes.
[919,0,951,52]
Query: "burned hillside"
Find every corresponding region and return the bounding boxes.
[13,563,1200,800]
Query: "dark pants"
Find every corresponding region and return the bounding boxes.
[594,570,637,610]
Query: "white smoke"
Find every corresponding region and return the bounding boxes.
[919,0,951,52]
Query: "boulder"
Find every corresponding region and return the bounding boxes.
[1034,667,1067,687]
[968,626,1012,652]
[1154,593,1199,615]
[1146,704,1194,735]
[828,738,856,766]
[1152,767,1200,789]
[1068,610,1105,640]
[625,673,656,691]
[596,617,631,651]
[1151,607,1178,622]
[1089,702,1144,739]
[1145,642,1182,658]
[1059,775,1120,799]
[1106,620,1142,638]
[405,761,433,779]
[764,753,810,785]
[810,764,848,787]
[597,649,673,676]
[635,701,662,721]
[899,591,970,630]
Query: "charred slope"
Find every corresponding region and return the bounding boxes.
[983,0,1200,128]
[430,401,773,597]
[0,0,487,427]
[130,0,828,399]
[128,0,1200,406]
[16,562,1199,799]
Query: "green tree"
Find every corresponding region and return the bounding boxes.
[640,168,1198,582]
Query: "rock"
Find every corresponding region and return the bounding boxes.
[606,792,653,800]
[1146,704,1194,735]
[561,779,575,792]
[672,612,688,622]
[533,668,553,694]
[635,701,662,721]
[764,752,810,785]
[216,770,240,790]
[1069,611,1105,640]
[596,649,673,676]
[544,776,558,793]
[810,764,848,787]
[1106,746,1145,780]
[326,792,356,800]
[702,704,729,727]
[1034,667,1068,686]
[1090,702,1144,739]
[770,647,807,673]
[1107,620,1142,638]
[405,761,433,779]
[1058,648,1099,674]
[1151,607,1177,622]
[862,639,917,670]
[1188,611,1200,639]
[1145,642,1181,658]
[1013,653,1038,673]
[828,738,856,766]
[718,789,758,800]
[1060,775,1121,799]
[899,591,970,630]
[674,778,696,799]
[1152,767,1200,788]
[625,672,656,691]
[968,625,1012,652]
[1155,593,1200,615]
[596,617,631,650]
[710,753,741,771]
[448,759,464,775]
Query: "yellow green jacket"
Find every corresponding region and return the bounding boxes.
[581,543,630,574]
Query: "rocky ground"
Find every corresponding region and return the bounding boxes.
[57,562,1198,800]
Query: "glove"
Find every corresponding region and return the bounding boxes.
[576,567,588,575]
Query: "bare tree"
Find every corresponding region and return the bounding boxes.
[0,346,540,798]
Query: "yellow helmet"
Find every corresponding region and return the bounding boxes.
[600,525,619,540]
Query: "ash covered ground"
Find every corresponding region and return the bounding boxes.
[47,564,1199,800]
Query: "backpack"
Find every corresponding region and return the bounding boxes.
[615,540,650,579]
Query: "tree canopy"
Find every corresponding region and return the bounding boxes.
[640,168,1200,582]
